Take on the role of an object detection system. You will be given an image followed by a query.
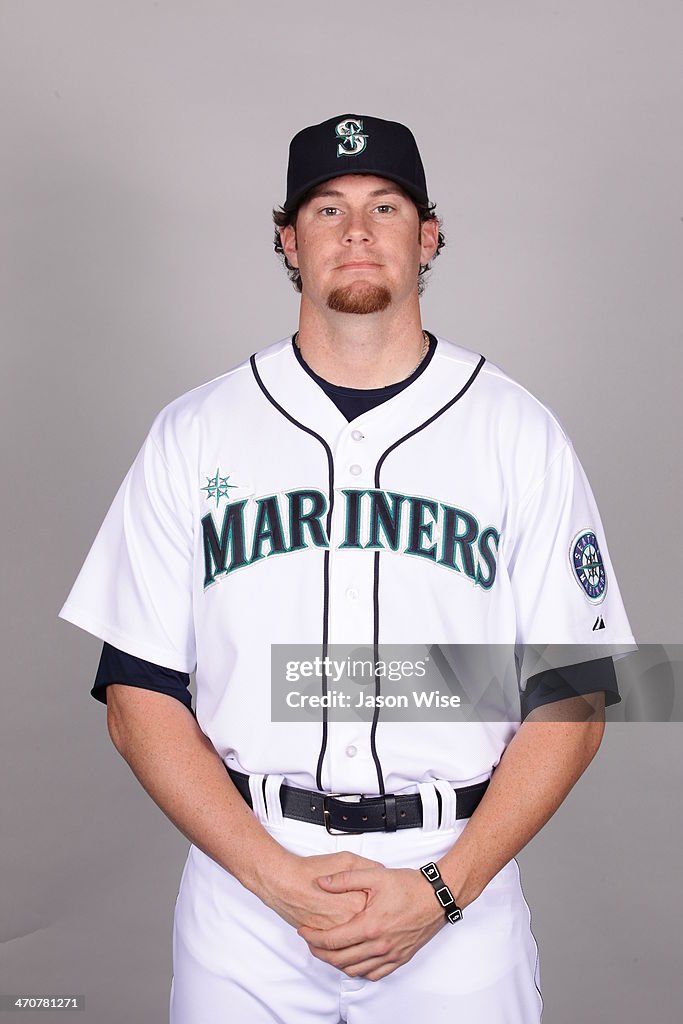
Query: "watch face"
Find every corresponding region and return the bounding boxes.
[570,529,607,603]
[436,885,455,908]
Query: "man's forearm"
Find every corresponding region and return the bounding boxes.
[108,685,387,934]
[437,696,606,910]
[107,685,287,896]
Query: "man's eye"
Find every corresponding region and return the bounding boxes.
[320,207,340,216]
[375,205,394,213]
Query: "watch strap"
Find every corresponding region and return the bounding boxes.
[419,861,463,924]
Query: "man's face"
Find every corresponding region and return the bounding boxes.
[279,174,439,315]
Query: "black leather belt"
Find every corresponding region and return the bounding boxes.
[226,767,489,834]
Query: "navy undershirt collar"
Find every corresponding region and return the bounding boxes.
[292,331,437,422]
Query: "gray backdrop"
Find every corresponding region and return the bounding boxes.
[1,1,681,1021]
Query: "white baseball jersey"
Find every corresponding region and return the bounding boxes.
[59,335,635,795]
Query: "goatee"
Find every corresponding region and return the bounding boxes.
[326,282,392,315]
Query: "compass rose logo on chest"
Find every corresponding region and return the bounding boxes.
[201,468,238,507]
[570,529,607,603]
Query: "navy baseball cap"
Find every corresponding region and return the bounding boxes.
[283,113,429,212]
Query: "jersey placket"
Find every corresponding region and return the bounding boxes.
[323,420,384,795]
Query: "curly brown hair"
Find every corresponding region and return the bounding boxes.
[272,188,446,297]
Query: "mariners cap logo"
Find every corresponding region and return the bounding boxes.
[570,529,607,603]
[335,117,368,158]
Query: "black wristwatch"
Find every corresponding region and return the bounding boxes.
[419,861,463,924]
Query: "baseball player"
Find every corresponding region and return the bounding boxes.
[59,114,636,1023]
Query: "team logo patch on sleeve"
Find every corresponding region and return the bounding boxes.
[570,529,607,603]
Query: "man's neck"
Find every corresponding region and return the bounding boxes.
[294,298,427,389]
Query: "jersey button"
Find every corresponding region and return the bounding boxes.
[351,429,364,441]
[345,745,358,758]
[346,587,359,601]
[349,464,363,476]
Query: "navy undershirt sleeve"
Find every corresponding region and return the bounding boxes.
[92,642,195,716]
[520,657,620,720]
[92,647,620,723]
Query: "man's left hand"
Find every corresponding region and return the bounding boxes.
[297,866,447,981]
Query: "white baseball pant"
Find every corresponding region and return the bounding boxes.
[169,774,543,1023]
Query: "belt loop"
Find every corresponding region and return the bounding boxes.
[383,794,397,832]
[264,774,286,827]
[248,773,268,823]
[434,780,458,830]
[417,782,440,831]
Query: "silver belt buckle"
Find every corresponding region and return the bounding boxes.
[322,792,365,835]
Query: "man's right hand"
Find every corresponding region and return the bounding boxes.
[256,850,385,932]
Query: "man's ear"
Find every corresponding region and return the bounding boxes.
[419,218,440,265]
[280,224,299,269]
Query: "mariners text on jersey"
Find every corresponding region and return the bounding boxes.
[201,486,500,590]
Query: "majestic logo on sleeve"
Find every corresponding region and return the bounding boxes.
[201,487,500,591]
[335,118,368,157]
[570,529,607,603]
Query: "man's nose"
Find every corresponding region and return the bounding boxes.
[342,210,374,242]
